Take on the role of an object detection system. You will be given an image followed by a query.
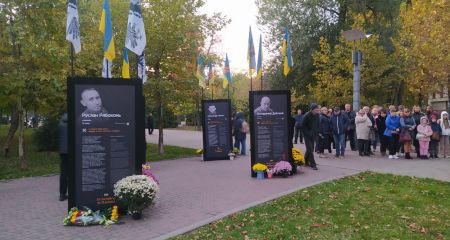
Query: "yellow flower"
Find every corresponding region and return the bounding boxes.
[70,211,78,223]
[252,163,268,171]
[111,206,118,221]
[196,149,204,154]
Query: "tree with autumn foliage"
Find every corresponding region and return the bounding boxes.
[395,0,450,105]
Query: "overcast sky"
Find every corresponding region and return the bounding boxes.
[200,0,267,73]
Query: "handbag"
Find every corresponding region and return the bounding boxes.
[416,133,425,140]
[431,132,441,141]
[399,129,412,142]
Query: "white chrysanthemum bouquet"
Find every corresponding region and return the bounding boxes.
[114,175,159,215]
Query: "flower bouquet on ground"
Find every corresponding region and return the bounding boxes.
[232,147,240,155]
[273,161,292,177]
[63,206,118,227]
[228,152,236,160]
[292,148,305,172]
[142,163,159,185]
[252,163,268,179]
[196,149,204,160]
[114,175,159,219]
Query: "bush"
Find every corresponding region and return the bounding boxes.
[33,118,59,152]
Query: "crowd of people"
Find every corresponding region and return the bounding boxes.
[294,103,449,170]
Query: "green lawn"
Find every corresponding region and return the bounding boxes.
[146,144,196,162]
[175,172,450,240]
[0,126,195,180]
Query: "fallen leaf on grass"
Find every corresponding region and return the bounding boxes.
[310,223,325,228]
[295,225,302,230]
[420,227,428,234]
[408,223,417,230]
[400,215,410,220]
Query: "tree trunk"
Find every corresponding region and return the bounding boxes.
[3,104,19,158]
[17,98,27,170]
[158,100,164,154]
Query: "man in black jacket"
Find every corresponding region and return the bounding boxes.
[344,104,357,151]
[301,103,321,170]
[58,113,68,201]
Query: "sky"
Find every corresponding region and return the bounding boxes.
[200,0,267,73]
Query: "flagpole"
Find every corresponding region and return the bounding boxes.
[70,44,75,77]
[136,54,139,79]
[211,85,214,100]
[261,74,263,90]
[106,58,109,78]
[250,75,253,92]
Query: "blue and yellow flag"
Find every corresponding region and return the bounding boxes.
[282,26,293,76]
[256,34,263,81]
[222,54,232,89]
[247,27,256,76]
[122,48,130,79]
[208,62,214,88]
[196,53,206,88]
[99,0,115,61]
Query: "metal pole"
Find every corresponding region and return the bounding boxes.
[250,75,253,91]
[106,58,109,78]
[261,74,263,90]
[228,85,230,99]
[352,50,360,111]
[137,54,140,80]
[70,44,74,77]
[211,84,214,100]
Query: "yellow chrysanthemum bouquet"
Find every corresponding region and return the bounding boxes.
[292,148,305,166]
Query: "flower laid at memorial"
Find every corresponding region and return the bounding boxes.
[252,163,268,172]
[196,149,203,154]
[292,148,305,166]
[142,163,159,185]
[232,147,240,154]
[113,175,159,219]
[273,161,292,177]
[63,206,118,227]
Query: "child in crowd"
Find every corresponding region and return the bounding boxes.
[416,117,433,159]
[429,114,442,158]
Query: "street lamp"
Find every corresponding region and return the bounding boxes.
[342,29,371,111]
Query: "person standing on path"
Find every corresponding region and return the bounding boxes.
[429,114,442,158]
[318,107,331,158]
[437,111,450,158]
[58,113,68,201]
[293,109,304,144]
[400,108,416,159]
[233,112,248,155]
[147,113,154,135]
[384,109,401,159]
[330,107,349,158]
[344,103,357,151]
[417,117,433,159]
[376,109,388,156]
[355,109,372,156]
[301,103,321,170]
[412,105,424,157]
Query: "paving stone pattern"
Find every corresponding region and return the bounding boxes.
[0,129,448,240]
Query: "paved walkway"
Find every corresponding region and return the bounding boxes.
[0,129,448,240]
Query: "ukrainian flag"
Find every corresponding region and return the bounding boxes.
[99,0,115,61]
[196,53,206,88]
[222,54,232,89]
[282,26,293,76]
[256,34,263,81]
[122,48,130,79]
[247,27,256,76]
[208,62,214,88]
